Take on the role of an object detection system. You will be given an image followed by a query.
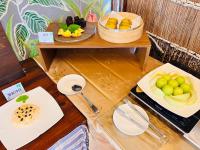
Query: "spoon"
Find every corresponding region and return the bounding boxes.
[72,85,99,114]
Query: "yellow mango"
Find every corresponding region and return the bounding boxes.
[58,28,64,36]
[62,30,71,37]
[77,28,85,33]
[105,23,116,29]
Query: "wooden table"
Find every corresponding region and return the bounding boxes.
[34,49,198,150]
[37,23,151,71]
[0,59,86,150]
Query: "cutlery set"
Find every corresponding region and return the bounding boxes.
[58,74,167,144]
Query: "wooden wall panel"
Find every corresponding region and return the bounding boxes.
[127,0,200,53]
[0,23,24,86]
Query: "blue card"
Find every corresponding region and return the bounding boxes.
[38,32,54,43]
[2,83,26,101]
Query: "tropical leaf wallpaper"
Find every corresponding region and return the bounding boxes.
[0,0,111,61]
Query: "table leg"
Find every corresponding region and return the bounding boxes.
[135,46,151,71]
[38,48,56,71]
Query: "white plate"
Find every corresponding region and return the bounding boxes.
[137,63,200,118]
[113,103,149,136]
[57,74,86,96]
[0,87,64,150]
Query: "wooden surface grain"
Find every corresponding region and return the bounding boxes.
[0,59,86,150]
[126,0,200,53]
[37,23,151,71]
[38,23,151,49]
[35,49,197,150]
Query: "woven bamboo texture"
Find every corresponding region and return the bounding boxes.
[126,0,200,53]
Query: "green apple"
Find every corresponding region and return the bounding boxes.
[162,74,171,81]
[162,85,173,96]
[156,77,167,89]
[175,76,185,85]
[180,83,191,93]
[168,79,178,88]
[173,87,183,96]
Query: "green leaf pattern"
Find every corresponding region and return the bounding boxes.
[6,15,21,60]
[82,0,98,19]
[0,0,8,19]
[15,24,30,59]
[23,11,48,34]
[62,0,81,17]
[28,0,64,8]
[1,0,110,60]
[24,39,39,58]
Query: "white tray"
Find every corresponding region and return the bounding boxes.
[138,63,200,118]
[0,87,64,150]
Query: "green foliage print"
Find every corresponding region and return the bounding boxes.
[15,24,30,59]
[0,0,8,19]
[24,39,39,58]
[1,0,110,60]
[6,15,21,60]
[62,0,81,17]
[23,11,48,34]
[63,0,99,19]
[28,0,64,8]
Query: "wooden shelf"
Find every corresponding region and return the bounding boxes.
[38,23,151,71]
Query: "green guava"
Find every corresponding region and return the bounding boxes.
[168,79,178,88]
[175,76,185,85]
[162,85,173,96]
[156,77,167,89]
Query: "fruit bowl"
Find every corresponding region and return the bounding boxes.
[54,22,96,43]
[98,12,144,43]
[150,72,196,105]
[53,16,96,43]
[137,63,200,118]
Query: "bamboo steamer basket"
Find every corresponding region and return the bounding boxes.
[98,12,144,43]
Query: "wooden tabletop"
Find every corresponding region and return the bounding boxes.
[37,23,151,49]
[34,49,198,150]
[0,59,86,150]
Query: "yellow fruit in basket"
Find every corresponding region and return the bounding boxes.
[105,23,116,29]
[120,22,131,26]
[121,18,132,25]
[62,30,71,37]
[107,18,118,24]
[58,28,64,36]
[119,25,130,30]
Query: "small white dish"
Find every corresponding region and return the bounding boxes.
[113,103,149,136]
[57,74,86,96]
[0,87,64,150]
[137,63,200,118]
